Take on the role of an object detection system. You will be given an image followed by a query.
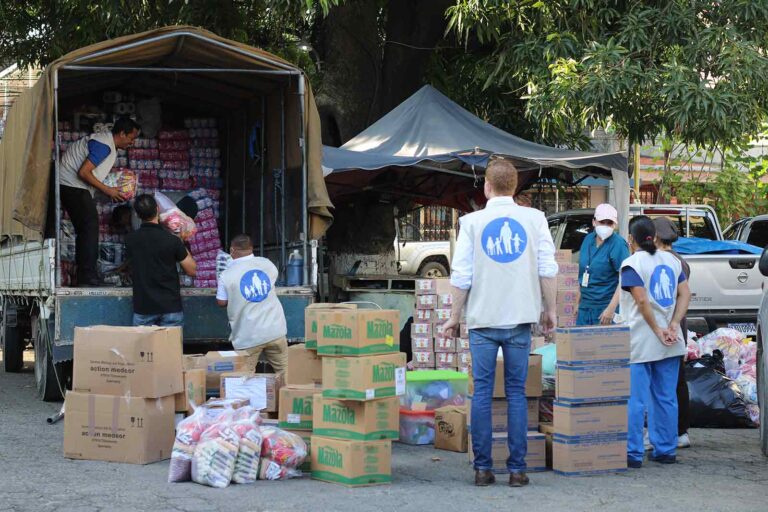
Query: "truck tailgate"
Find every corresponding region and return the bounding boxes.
[0,239,55,294]
[686,254,768,311]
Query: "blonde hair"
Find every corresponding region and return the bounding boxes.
[485,159,518,195]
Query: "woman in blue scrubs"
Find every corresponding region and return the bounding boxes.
[577,203,630,326]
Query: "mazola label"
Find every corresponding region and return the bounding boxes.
[323,404,356,425]
[292,397,313,415]
[372,362,395,382]
[366,319,393,338]
[323,324,353,339]
[318,446,344,468]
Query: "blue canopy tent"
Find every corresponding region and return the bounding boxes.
[322,85,629,230]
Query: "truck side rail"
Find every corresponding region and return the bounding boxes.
[0,239,55,296]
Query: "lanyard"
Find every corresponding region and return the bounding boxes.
[586,236,608,272]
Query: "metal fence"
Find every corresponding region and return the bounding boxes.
[399,205,458,242]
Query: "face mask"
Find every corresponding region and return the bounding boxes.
[595,225,614,240]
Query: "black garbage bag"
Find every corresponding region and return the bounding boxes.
[690,349,726,374]
[685,360,756,428]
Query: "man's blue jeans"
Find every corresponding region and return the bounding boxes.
[469,325,531,473]
[132,311,184,327]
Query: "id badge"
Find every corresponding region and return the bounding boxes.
[581,270,590,288]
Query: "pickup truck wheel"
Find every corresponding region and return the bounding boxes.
[2,307,25,373]
[758,328,767,455]
[419,261,449,278]
[33,316,64,402]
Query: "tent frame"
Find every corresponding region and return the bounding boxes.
[52,49,311,286]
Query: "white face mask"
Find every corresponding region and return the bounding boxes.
[595,225,614,240]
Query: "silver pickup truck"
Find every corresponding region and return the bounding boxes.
[548,205,768,335]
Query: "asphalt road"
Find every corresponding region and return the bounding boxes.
[2,354,768,512]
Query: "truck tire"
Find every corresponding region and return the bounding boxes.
[33,317,64,402]
[758,328,768,456]
[2,307,25,373]
[419,259,449,279]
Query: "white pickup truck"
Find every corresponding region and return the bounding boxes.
[548,205,768,335]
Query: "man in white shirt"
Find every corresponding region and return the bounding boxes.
[216,234,288,374]
[443,159,558,487]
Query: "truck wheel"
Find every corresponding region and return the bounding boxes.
[419,260,449,278]
[2,307,25,373]
[758,328,768,456]
[33,317,64,402]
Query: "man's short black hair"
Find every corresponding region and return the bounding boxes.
[112,117,140,135]
[134,194,158,221]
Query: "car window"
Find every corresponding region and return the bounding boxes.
[723,223,738,240]
[561,216,593,253]
[644,214,717,240]
[549,220,561,244]
[747,221,768,248]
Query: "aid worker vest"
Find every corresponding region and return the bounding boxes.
[219,255,287,350]
[619,250,686,363]
[460,199,544,329]
[59,131,117,195]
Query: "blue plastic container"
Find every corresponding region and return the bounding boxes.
[286,250,303,286]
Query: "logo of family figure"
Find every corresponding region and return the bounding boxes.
[649,264,676,308]
[481,217,528,263]
[239,269,271,303]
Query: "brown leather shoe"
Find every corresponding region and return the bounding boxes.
[509,472,530,487]
[474,470,496,486]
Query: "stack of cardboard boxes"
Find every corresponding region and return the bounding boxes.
[309,306,406,486]
[64,326,183,464]
[412,278,470,373]
[553,325,631,475]
[556,250,579,328]
[175,354,206,422]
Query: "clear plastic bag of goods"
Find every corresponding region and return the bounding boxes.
[230,407,264,484]
[168,407,212,483]
[686,339,700,361]
[257,459,301,481]
[103,169,138,200]
[192,411,241,488]
[259,426,308,474]
[159,208,197,240]
[697,328,744,361]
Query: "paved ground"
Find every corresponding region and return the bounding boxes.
[2,353,768,512]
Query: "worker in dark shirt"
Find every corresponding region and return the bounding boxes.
[125,194,197,327]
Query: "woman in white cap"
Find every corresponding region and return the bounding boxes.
[576,203,631,325]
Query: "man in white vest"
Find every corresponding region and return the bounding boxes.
[217,234,288,374]
[443,159,558,487]
[58,117,140,285]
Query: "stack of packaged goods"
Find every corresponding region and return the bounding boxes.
[311,306,405,487]
[412,278,437,369]
[399,370,468,445]
[187,189,222,289]
[552,325,631,475]
[556,250,579,328]
[187,118,222,219]
[158,130,192,191]
[130,141,161,194]
[64,326,184,464]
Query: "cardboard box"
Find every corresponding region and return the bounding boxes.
[285,343,323,386]
[457,365,470,376]
[412,351,435,369]
[540,422,554,468]
[434,406,467,453]
[220,372,282,412]
[415,278,436,295]
[555,364,631,404]
[322,353,407,401]
[182,354,207,371]
[456,337,470,352]
[278,385,319,430]
[313,395,399,441]
[468,431,547,473]
[456,351,471,367]
[411,322,432,337]
[436,352,458,368]
[434,336,456,353]
[434,323,449,337]
[555,249,573,263]
[174,369,206,413]
[64,391,175,464]
[414,309,434,323]
[205,350,251,392]
[555,326,631,365]
[305,303,357,350]
[432,308,452,324]
[557,302,578,318]
[490,398,539,431]
[553,401,628,438]
[416,294,437,310]
[285,429,312,471]
[437,293,453,308]
[460,323,469,338]
[557,274,580,290]
[411,336,433,351]
[317,309,400,357]
[531,337,548,351]
[469,354,543,398]
[553,435,627,475]
[557,289,580,304]
[311,437,392,487]
[72,326,183,398]
[558,316,578,328]
[558,263,579,275]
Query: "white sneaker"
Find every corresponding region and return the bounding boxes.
[678,433,691,449]
[644,430,653,451]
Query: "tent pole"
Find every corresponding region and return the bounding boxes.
[298,75,309,287]
[280,90,286,280]
[260,96,265,257]
[53,69,61,288]
[225,117,231,244]
[62,65,297,75]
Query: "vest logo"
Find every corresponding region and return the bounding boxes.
[649,264,676,308]
[323,324,352,339]
[292,398,313,415]
[366,319,393,339]
[323,404,356,424]
[372,362,395,382]
[239,269,271,303]
[318,446,344,468]
[481,217,528,263]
